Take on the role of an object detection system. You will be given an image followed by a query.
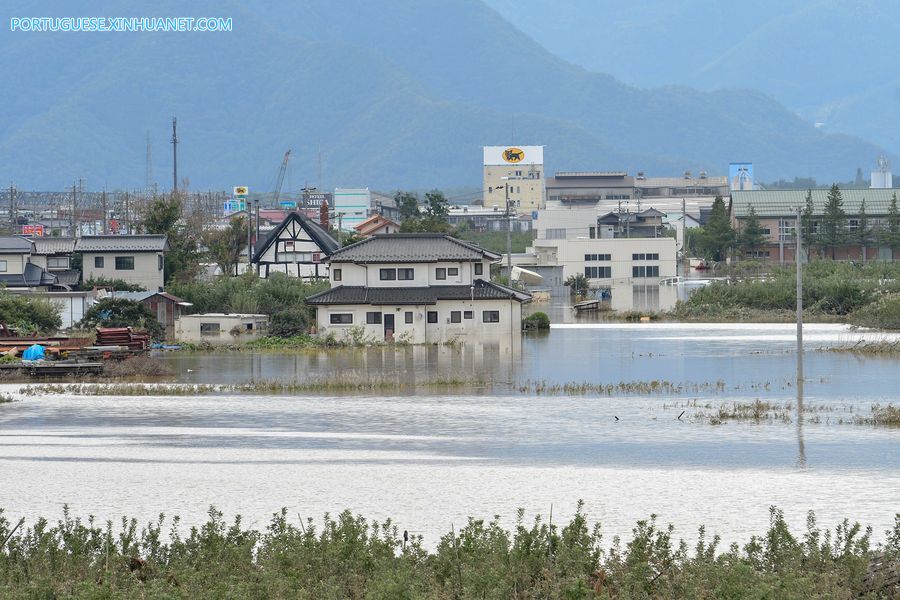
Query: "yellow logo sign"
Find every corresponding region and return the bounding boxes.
[502,147,525,163]
[233,186,249,196]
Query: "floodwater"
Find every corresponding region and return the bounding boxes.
[0,323,898,547]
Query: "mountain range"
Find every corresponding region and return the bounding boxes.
[0,0,891,193]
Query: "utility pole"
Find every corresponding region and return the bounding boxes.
[71,181,77,237]
[8,183,15,233]
[796,204,803,382]
[505,183,512,281]
[101,189,108,234]
[171,116,178,193]
[246,198,253,275]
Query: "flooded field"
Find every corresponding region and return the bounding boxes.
[0,323,897,546]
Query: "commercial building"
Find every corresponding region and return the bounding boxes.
[483,146,544,213]
[306,233,531,344]
[545,172,635,207]
[251,212,340,279]
[333,188,371,231]
[77,235,168,292]
[731,188,900,262]
[447,205,532,232]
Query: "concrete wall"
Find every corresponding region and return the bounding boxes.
[175,314,269,345]
[315,299,523,345]
[483,165,544,213]
[332,259,491,287]
[82,251,164,291]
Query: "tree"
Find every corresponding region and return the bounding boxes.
[419,189,452,232]
[0,292,61,334]
[140,193,202,283]
[79,298,164,339]
[565,273,589,299]
[800,190,817,259]
[203,216,247,276]
[696,196,735,262]
[820,184,847,259]
[395,191,421,222]
[737,205,766,258]
[881,192,900,253]
[855,199,872,263]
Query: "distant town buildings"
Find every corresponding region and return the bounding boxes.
[333,188,372,231]
[483,146,545,213]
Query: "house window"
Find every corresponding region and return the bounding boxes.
[632,266,660,278]
[435,268,446,280]
[463,310,473,319]
[450,311,461,323]
[589,226,596,239]
[474,263,483,276]
[397,268,414,280]
[330,313,353,324]
[200,323,220,336]
[404,311,413,324]
[447,267,459,277]
[483,310,500,323]
[115,256,135,270]
[0,260,6,272]
[333,268,342,281]
[545,228,566,239]
[379,268,396,280]
[366,312,382,324]
[94,256,104,268]
[427,311,438,323]
[47,257,69,269]
[158,255,164,270]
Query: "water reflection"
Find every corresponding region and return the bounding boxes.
[796,354,806,468]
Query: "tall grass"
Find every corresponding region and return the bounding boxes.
[0,504,896,598]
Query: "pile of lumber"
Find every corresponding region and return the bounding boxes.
[95,327,150,351]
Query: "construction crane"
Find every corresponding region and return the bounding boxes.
[273,149,292,205]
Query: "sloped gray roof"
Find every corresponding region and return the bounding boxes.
[329,234,501,263]
[0,262,57,287]
[0,237,34,252]
[75,235,169,252]
[305,279,531,305]
[732,188,900,218]
[31,237,76,255]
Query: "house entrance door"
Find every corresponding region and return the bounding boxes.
[383,313,395,340]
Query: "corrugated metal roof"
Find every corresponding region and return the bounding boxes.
[330,234,500,263]
[306,280,531,305]
[0,262,56,287]
[31,237,76,255]
[0,237,33,252]
[732,188,899,218]
[75,235,169,252]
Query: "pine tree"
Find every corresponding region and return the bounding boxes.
[855,199,872,262]
[800,189,816,259]
[697,196,735,262]
[738,205,766,258]
[820,184,847,259]
[884,192,900,254]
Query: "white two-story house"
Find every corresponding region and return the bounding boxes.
[305,233,531,344]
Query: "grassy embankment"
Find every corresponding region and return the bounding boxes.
[0,504,897,598]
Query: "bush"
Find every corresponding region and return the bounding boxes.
[523,311,550,331]
[850,294,900,330]
[167,273,328,317]
[0,292,62,333]
[269,307,314,337]
[79,277,146,292]
[79,298,164,340]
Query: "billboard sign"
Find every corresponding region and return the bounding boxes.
[729,162,754,191]
[483,145,544,166]
[233,186,249,196]
[21,224,44,236]
[302,190,332,208]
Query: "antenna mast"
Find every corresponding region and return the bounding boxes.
[171,117,178,192]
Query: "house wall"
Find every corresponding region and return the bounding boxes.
[142,297,182,339]
[315,299,522,344]
[529,237,677,285]
[0,252,29,275]
[82,251,164,291]
[174,314,269,345]
[256,218,330,279]
[331,259,491,287]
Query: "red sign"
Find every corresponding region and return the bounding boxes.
[21,224,44,237]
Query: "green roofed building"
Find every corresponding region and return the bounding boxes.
[730,188,900,263]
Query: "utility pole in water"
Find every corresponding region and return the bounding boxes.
[796,205,803,380]
[171,117,179,193]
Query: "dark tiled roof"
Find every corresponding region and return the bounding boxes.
[305,279,531,305]
[0,263,57,287]
[252,212,340,262]
[0,237,33,252]
[53,269,81,287]
[31,237,76,255]
[329,233,501,263]
[76,235,169,252]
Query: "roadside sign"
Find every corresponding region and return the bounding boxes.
[21,224,44,236]
[233,186,249,196]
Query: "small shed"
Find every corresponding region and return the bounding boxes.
[174,313,269,345]
[115,291,192,339]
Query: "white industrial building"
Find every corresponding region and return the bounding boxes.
[333,188,372,231]
[483,146,545,213]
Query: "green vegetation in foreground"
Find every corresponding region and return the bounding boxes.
[825,340,900,355]
[672,261,900,326]
[0,504,897,599]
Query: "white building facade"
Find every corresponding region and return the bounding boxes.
[333,188,372,231]
[306,234,531,344]
[483,146,545,213]
[252,212,339,279]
